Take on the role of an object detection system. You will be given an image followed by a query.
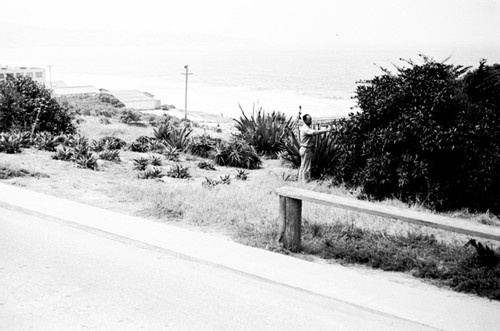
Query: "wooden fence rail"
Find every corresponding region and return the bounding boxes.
[275,186,500,252]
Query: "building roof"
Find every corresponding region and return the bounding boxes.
[107,90,158,102]
[51,81,68,88]
[0,66,44,71]
[52,86,100,96]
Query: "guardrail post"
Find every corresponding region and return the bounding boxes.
[277,196,302,252]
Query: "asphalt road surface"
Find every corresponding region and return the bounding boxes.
[0,205,431,330]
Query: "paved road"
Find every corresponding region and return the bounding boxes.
[0,206,428,330]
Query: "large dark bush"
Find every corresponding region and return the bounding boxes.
[0,75,75,134]
[334,56,500,213]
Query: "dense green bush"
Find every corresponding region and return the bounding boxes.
[58,95,120,117]
[331,57,500,213]
[234,106,294,156]
[213,139,262,169]
[0,76,75,134]
[119,109,142,124]
[188,134,221,158]
[129,136,154,152]
[97,93,125,108]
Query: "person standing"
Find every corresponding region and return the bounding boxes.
[298,114,332,184]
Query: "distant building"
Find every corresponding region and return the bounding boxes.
[0,66,46,83]
[52,85,101,96]
[106,90,161,110]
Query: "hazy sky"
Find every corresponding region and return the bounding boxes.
[2,0,499,48]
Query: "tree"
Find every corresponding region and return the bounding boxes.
[0,75,75,134]
[334,56,500,214]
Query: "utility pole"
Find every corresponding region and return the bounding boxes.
[181,65,193,120]
[47,65,53,89]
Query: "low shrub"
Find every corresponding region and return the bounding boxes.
[119,109,142,124]
[213,139,262,169]
[129,136,153,153]
[188,134,221,158]
[0,164,49,179]
[137,166,164,179]
[202,175,231,188]
[0,132,31,154]
[197,161,216,171]
[97,93,125,108]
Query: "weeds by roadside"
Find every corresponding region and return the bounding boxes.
[0,163,49,179]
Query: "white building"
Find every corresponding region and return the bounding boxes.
[53,85,101,96]
[107,90,161,110]
[0,66,46,83]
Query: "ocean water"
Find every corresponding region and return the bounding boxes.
[3,43,498,119]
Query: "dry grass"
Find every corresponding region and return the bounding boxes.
[2,113,499,299]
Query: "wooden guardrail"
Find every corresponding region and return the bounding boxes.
[275,186,500,252]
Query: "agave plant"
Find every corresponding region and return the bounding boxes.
[235,169,249,180]
[162,144,180,161]
[202,177,220,188]
[33,131,61,151]
[74,153,99,170]
[57,134,77,148]
[149,155,163,166]
[52,145,74,161]
[166,164,191,179]
[133,157,150,171]
[137,166,164,179]
[72,135,93,158]
[153,123,192,152]
[234,105,294,157]
[98,149,121,162]
[92,136,126,152]
[0,132,28,154]
[219,174,231,185]
[149,139,168,153]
